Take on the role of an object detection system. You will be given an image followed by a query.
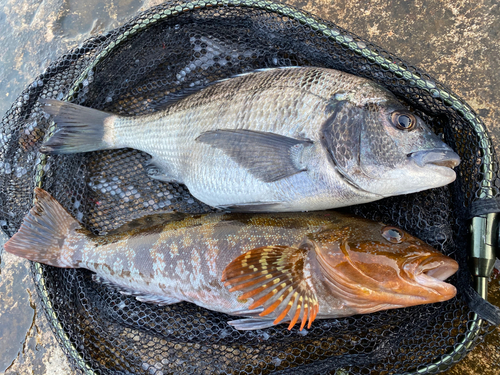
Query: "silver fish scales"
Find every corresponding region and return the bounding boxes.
[40,67,460,212]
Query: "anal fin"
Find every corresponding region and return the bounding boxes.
[92,274,180,306]
[144,159,181,183]
[228,318,276,331]
[218,201,280,212]
[231,307,265,317]
[134,294,180,306]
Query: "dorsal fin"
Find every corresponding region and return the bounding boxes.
[148,84,217,112]
[105,212,188,235]
[150,67,302,112]
[222,245,319,331]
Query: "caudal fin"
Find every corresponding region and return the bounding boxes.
[4,188,85,268]
[39,98,116,154]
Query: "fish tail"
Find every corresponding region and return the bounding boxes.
[4,188,86,268]
[39,98,117,154]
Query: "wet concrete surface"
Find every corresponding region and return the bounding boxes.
[0,251,71,374]
[0,0,499,374]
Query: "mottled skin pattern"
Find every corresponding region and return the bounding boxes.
[41,67,459,212]
[5,189,459,330]
[74,213,344,313]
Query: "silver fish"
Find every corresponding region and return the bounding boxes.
[5,189,458,331]
[40,67,460,212]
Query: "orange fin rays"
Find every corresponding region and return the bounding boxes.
[300,304,309,331]
[222,245,319,331]
[246,278,296,309]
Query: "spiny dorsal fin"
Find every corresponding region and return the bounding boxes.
[144,67,302,112]
[222,245,319,331]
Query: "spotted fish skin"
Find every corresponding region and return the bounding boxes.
[5,189,458,331]
[40,67,460,212]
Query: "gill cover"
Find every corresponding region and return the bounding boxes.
[321,98,406,190]
[321,100,366,190]
[322,96,460,196]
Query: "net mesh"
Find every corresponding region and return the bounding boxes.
[0,1,496,374]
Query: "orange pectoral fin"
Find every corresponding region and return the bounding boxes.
[222,245,319,331]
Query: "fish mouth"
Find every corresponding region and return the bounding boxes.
[409,149,461,169]
[411,255,458,301]
[418,256,459,281]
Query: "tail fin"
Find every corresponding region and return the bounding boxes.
[39,98,116,154]
[4,188,86,268]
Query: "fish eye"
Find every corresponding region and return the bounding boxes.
[381,226,405,243]
[391,112,416,131]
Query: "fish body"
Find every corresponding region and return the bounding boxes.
[40,67,459,212]
[5,189,458,330]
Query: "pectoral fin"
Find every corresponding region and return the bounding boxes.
[222,245,319,331]
[196,129,313,183]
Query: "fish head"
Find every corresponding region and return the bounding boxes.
[310,220,458,314]
[323,92,460,197]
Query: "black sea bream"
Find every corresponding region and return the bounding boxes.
[40,67,459,211]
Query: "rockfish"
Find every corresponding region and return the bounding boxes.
[5,189,458,331]
[40,67,459,212]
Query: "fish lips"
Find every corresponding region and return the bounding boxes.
[409,149,461,169]
[417,255,459,281]
[412,255,459,300]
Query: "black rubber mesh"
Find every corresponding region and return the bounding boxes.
[0,1,496,374]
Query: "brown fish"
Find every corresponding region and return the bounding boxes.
[5,188,458,331]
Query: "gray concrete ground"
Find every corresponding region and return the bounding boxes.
[0,0,499,374]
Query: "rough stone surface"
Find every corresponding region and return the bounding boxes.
[0,0,498,374]
[0,0,145,117]
[0,252,71,375]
